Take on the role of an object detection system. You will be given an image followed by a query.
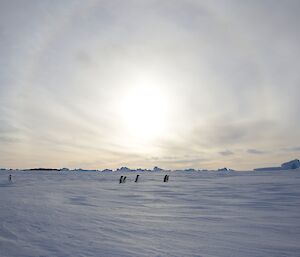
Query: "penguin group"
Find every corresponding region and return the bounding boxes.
[119,175,137,183]
[119,176,127,184]
[163,175,169,182]
[119,174,170,183]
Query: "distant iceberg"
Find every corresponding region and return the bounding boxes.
[281,159,300,170]
[254,159,300,171]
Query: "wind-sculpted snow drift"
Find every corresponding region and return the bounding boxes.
[0,170,300,257]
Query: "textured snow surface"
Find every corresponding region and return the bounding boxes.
[1,170,300,257]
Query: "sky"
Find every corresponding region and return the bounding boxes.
[0,0,300,170]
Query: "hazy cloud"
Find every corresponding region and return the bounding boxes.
[247,149,266,155]
[0,0,299,170]
[284,147,300,152]
[219,150,234,156]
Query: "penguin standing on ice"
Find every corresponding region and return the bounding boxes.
[8,174,12,182]
[163,175,169,182]
[119,176,123,184]
[122,176,127,183]
[135,174,139,182]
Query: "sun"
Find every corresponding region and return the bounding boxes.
[119,83,170,144]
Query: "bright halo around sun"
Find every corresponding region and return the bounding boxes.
[119,82,170,144]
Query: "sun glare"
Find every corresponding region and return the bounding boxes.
[119,81,170,144]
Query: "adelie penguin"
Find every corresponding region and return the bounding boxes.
[122,176,127,183]
[163,175,169,182]
[135,174,139,182]
[119,176,123,184]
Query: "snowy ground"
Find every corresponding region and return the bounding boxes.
[1,170,300,257]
